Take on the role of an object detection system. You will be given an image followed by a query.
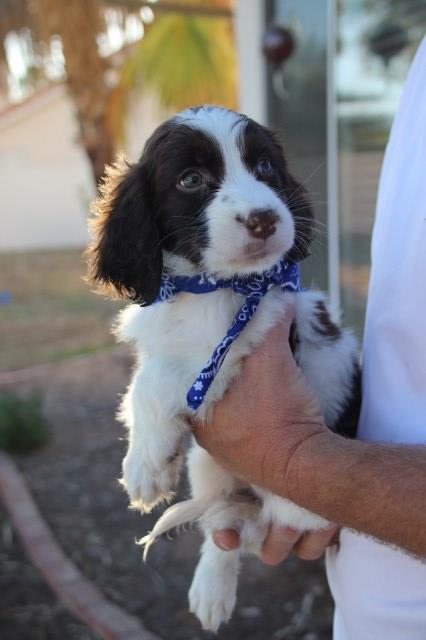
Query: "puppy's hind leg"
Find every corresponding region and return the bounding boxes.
[189,536,240,633]
[186,445,241,631]
[187,445,266,631]
[189,496,266,632]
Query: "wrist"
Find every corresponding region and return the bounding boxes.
[258,420,329,500]
[283,428,338,507]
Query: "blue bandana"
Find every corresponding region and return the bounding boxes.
[152,259,301,410]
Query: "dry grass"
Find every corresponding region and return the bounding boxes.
[0,249,122,372]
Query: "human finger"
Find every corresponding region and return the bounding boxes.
[293,526,340,561]
[259,525,302,566]
[212,528,241,551]
[241,304,296,375]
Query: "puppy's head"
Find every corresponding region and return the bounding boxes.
[87,105,314,305]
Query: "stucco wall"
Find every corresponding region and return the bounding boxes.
[0,85,167,251]
[0,86,94,251]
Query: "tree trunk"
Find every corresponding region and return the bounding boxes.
[36,0,114,185]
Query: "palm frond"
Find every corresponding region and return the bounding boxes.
[120,12,236,110]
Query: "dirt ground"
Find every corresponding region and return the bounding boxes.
[0,249,121,372]
[0,502,99,640]
[0,347,334,640]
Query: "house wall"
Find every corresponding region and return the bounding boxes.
[0,85,166,252]
[0,86,94,251]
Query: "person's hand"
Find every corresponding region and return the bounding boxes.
[212,524,340,564]
[192,304,331,501]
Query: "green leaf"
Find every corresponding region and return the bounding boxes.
[120,12,236,111]
[0,392,50,453]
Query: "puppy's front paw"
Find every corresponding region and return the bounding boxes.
[189,563,237,632]
[121,447,182,512]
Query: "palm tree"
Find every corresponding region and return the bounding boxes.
[121,4,236,112]
[0,0,116,184]
[0,0,236,185]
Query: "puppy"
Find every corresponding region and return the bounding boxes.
[87,105,360,632]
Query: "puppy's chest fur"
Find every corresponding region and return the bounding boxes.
[122,284,359,579]
[119,287,356,428]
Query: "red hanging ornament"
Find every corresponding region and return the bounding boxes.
[262,25,295,65]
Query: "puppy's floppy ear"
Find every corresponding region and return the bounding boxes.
[284,172,315,262]
[87,156,162,306]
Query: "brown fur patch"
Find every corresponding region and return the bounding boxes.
[85,155,133,299]
[333,363,361,438]
[313,301,341,340]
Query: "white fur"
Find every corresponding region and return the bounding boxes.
[117,286,357,630]
[114,107,358,632]
[189,537,239,632]
[294,291,358,427]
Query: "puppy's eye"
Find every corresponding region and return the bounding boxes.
[178,171,203,190]
[255,158,273,177]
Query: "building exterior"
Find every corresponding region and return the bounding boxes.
[235,0,426,334]
[0,82,166,252]
[2,1,424,336]
[0,84,94,251]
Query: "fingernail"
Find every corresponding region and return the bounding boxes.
[216,540,234,551]
[213,529,240,551]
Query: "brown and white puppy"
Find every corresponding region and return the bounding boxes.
[87,105,360,632]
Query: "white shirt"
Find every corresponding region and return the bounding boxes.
[326,36,426,640]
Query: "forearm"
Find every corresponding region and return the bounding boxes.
[282,431,426,557]
[192,319,426,557]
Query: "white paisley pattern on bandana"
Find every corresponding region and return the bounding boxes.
[151,259,301,410]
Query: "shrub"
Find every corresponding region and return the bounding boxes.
[0,392,50,453]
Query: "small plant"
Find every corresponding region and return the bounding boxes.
[0,392,50,453]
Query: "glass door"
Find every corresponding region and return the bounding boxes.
[265,0,426,336]
[265,0,330,293]
[336,0,426,334]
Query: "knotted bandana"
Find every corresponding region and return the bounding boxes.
[152,259,301,410]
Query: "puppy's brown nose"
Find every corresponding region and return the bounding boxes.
[238,209,279,240]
